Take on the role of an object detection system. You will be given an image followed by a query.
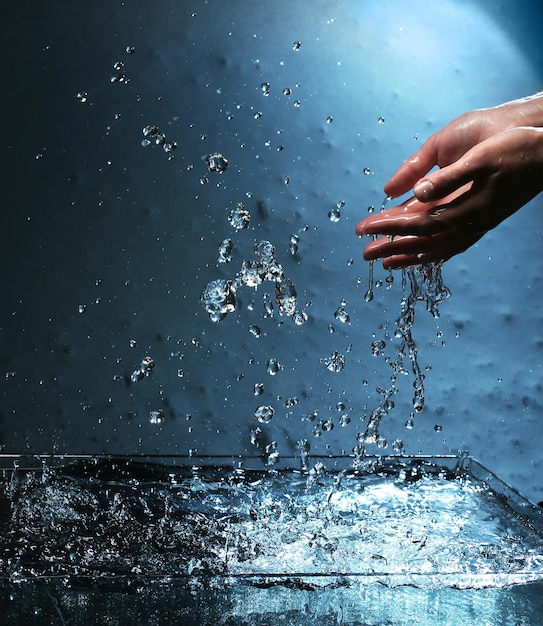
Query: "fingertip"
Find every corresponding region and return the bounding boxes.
[413,178,434,202]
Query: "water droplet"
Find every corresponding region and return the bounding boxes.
[322,418,334,432]
[392,439,404,453]
[248,323,261,338]
[254,383,264,396]
[334,306,350,324]
[129,339,137,348]
[140,356,155,376]
[292,41,301,51]
[254,111,263,119]
[266,449,280,466]
[260,82,270,96]
[292,310,307,325]
[378,116,385,124]
[434,424,442,432]
[283,176,290,185]
[293,100,301,108]
[113,61,124,71]
[363,167,371,175]
[78,304,86,314]
[199,279,237,322]
[282,87,292,96]
[76,92,88,103]
[371,339,386,356]
[142,125,159,137]
[275,276,297,316]
[328,208,341,222]
[250,427,262,446]
[255,405,274,424]
[367,205,375,214]
[227,202,251,230]
[177,369,184,378]
[163,141,177,156]
[323,351,345,372]
[149,409,164,425]
[217,238,233,263]
[125,45,135,54]
[326,116,333,124]
[285,396,299,408]
[205,152,229,173]
[339,414,351,427]
[266,357,282,376]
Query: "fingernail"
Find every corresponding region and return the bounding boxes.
[414,178,433,201]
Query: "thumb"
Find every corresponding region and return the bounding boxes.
[413,150,483,203]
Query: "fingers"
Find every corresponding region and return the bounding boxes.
[413,146,486,203]
[364,229,483,269]
[383,148,437,198]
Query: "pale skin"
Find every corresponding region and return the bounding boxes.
[356,93,543,269]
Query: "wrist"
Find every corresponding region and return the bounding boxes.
[497,92,543,128]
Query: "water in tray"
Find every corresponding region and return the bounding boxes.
[1,454,543,625]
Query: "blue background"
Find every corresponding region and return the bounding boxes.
[2,0,543,500]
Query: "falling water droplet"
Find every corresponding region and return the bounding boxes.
[266,357,282,376]
[328,208,341,222]
[149,409,164,425]
[227,202,251,230]
[255,405,275,424]
[205,152,229,173]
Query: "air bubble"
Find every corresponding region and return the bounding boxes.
[292,41,301,51]
[363,168,371,175]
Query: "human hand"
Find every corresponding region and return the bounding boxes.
[356,113,543,269]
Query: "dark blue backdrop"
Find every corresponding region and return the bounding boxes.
[2,0,543,500]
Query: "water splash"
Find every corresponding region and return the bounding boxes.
[201,239,303,324]
[361,262,451,445]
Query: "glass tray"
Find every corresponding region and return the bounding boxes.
[1,454,542,625]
